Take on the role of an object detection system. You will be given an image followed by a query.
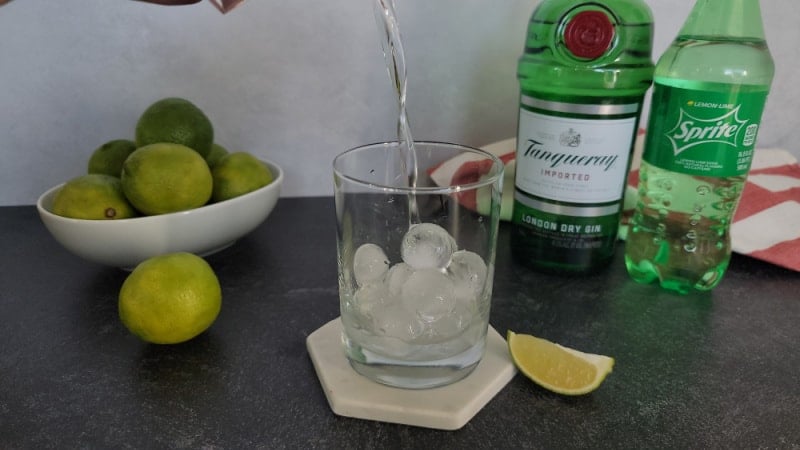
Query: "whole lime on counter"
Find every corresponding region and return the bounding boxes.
[211,152,273,202]
[51,174,137,220]
[87,139,137,177]
[119,252,222,344]
[121,142,213,215]
[134,97,214,158]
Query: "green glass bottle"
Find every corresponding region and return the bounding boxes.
[511,0,654,274]
[624,0,775,294]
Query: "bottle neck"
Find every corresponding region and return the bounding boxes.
[678,0,766,40]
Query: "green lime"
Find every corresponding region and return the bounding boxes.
[52,174,137,220]
[205,143,229,168]
[87,139,137,177]
[121,143,212,215]
[119,252,222,344]
[211,152,273,202]
[135,97,214,158]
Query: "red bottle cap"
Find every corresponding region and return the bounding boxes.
[563,10,615,59]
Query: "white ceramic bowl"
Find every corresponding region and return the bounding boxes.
[37,160,283,269]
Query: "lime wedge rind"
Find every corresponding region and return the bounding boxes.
[507,330,615,396]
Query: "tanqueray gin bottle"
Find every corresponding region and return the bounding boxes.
[511,0,654,274]
[624,0,774,294]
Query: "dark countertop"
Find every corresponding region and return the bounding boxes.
[2,197,798,448]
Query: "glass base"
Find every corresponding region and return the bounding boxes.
[344,337,486,389]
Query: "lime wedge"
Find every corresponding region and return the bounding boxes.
[507,330,614,395]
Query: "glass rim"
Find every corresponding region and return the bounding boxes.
[333,140,505,194]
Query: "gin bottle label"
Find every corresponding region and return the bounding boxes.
[515,97,639,203]
[513,96,640,240]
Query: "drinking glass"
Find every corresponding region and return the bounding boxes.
[333,141,504,389]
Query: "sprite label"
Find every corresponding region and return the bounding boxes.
[644,83,769,177]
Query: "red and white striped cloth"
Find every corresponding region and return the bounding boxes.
[728,149,800,271]
[429,133,800,272]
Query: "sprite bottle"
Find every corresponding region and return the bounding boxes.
[624,0,775,294]
[511,0,654,274]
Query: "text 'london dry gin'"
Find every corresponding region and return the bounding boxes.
[624,0,774,294]
[511,0,654,273]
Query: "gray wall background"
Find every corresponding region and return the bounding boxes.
[1,0,796,206]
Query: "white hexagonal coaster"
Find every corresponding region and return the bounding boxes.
[306,318,517,430]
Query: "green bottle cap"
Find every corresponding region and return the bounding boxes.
[563,10,614,59]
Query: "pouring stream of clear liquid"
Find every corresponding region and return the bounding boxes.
[373,0,420,223]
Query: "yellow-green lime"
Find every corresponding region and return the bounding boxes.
[119,252,222,345]
[507,330,614,395]
[205,143,229,168]
[121,143,213,215]
[211,152,273,202]
[87,139,137,177]
[135,97,214,158]
[51,174,137,220]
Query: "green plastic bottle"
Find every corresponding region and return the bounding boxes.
[511,0,654,274]
[624,0,775,294]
